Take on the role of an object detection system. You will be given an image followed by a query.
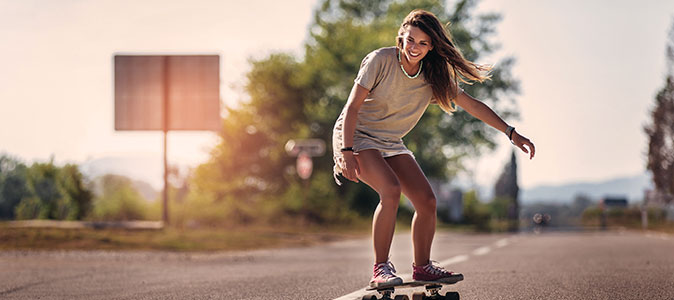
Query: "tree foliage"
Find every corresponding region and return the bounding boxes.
[493,151,519,230]
[190,0,520,223]
[88,174,148,221]
[0,155,93,220]
[494,151,519,201]
[645,20,674,202]
[0,155,30,219]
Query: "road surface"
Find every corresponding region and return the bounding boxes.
[1,229,672,299]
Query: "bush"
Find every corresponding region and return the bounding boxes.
[582,206,669,228]
[6,158,92,221]
[88,175,148,221]
[0,155,30,219]
[462,190,490,231]
[14,197,43,220]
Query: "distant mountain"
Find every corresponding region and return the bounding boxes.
[80,155,164,190]
[79,155,195,201]
[79,155,653,206]
[87,174,159,202]
[520,173,653,204]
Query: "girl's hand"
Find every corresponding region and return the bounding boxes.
[341,152,361,183]
[511,131,536,160]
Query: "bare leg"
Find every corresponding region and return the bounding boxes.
[385,154,436,266]
[354,149,402,264]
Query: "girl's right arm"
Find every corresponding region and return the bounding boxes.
[340,83,370,183]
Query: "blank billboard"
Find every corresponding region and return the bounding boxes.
[114,55,220,131]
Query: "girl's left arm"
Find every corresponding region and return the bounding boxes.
[453,91,536,160]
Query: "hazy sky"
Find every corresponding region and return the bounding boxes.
[1,0,674,190]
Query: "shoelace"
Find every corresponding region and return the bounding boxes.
[374,261,397,279]
[423,260,452,276]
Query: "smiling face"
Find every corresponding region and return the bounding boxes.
[401,25,433,65]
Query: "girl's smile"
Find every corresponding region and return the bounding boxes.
[401,25,433,66]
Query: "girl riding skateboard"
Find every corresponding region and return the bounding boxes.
[332,9,535,288]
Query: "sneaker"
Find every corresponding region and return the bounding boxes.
[412,260,462,282]
[369,261,403,288]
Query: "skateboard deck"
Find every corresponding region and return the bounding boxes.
[363,273,463,300]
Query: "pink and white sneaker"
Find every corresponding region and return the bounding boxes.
[369,261,403,288]
[412,260,463,283]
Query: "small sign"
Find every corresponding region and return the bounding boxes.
[296,152,313,180]
[285,139,325,157]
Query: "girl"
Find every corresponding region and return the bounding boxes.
[332,10,535,287]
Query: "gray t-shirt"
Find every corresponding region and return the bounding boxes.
[353,46,434,142]
[332,46,436,184]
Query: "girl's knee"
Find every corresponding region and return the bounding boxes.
[379,183,402,207]
[416,194,437,215]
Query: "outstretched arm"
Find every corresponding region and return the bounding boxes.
[453,91,536,159]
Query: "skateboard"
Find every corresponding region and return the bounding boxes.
[363,274,463,300]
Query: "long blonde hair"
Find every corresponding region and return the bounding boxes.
[397,9,491,113]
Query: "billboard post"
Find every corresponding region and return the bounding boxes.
[162,57,170,225]
[115,54,220,226]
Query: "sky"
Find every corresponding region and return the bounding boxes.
[1,0,674,191]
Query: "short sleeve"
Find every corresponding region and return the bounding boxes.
[354,50,385,91]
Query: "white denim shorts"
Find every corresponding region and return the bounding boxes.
[332,114,414,185]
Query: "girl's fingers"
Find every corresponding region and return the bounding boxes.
[514,133,536,160]
[519,144,529,154]
[349,170,358,182]
[345,167,359,183]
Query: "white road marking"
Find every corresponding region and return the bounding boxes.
[472,246,491,256]
[495,238,509,248]
[645,232,671,240]
[333,236,515,300]
[333,288,370,300]
[438,254,470,266]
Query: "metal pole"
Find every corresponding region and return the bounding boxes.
[162,56,170,226]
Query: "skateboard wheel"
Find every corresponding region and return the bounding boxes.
[393,295,409,300]
[442,292,459,300]
[412,292,426,300]
[361,296,377,300]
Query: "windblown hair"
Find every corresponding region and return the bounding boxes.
[397,9,492,113]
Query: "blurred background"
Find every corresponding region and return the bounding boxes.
[1,0,674,250]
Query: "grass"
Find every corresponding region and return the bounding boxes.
[0,219,495,252]
[7,216,668,252]
[0,221,371,252]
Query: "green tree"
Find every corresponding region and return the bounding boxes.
[17,160,63,219]
[89,174,148,221]
[13,159,92,220]
[493,151,519,231]
[462,189,490,231]
[188,54,319,225]
[0,155,30,219]
[58,164,93,220]
[645,19,674,202]
[192,0,520,223]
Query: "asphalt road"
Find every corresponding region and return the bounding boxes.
[0,229,672,299]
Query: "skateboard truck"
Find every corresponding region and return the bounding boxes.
[423,284,443,297]
[364,275,463,300]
